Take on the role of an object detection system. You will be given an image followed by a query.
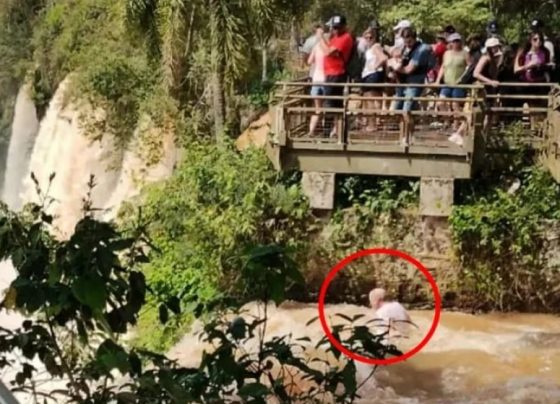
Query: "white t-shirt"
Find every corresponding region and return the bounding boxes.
[375,301,411,337]
[311,45,326,83]
[362,46,384,78]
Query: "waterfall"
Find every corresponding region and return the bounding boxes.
[0,76,176,401]
[0,84,39,332]
[2,84,40,210]
[21,77,123,237]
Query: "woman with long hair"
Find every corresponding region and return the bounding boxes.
[361,27,387,131]
[514,31,550,101]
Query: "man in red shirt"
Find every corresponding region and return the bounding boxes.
[429,32,447,84]
[316,15,354,138]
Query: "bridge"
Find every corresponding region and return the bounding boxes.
[266,81,560,215]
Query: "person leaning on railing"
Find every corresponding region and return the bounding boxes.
[473,37,505,130]
[474,37,504,93]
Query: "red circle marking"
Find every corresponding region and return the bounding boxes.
[317,248,441,366]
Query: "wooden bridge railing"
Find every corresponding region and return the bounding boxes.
[268,80,560,179]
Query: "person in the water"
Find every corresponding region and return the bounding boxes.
[369,288,413,340]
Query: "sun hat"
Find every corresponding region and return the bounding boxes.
[447,33,462,43]
[394,19,412,31]
[485,37,501,48]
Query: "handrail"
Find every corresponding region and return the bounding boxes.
[275,81,484,89]
[275,94,479,103]
[275,81,556,89]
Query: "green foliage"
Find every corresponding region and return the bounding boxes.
[122,141,311,350]
[451,166,560,310]
[380,0,491,39]
[327,176,419,251]
[31,0,124,110]
[0,193,397,402]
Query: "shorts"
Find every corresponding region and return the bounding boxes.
[311,85,325,97]
[362,71,385,93]
[394,86,423,112]
[324,74,347,108]
[440,87,467,98]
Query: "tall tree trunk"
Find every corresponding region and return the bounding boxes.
[290,18,300,60]
[211,66,226,143]
[209,0,226,142]
[261,46,268,83]
[290,18,299,52]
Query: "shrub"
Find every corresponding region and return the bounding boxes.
[450,166,560,311]
[121,141,312,350]
[0,194,399,403]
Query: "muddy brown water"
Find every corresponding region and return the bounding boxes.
[170,301,560,403]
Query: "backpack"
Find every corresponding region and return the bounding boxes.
[345,35,365,82]
[459,50,482,85]
[423,44,437,74]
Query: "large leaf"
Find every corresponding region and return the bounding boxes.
[71,274,107,312]
[96,340,131,373]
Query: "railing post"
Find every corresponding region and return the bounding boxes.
[341,82,349,145]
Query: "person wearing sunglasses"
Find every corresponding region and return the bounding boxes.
[514,32,550,85]
[514,31,551,127]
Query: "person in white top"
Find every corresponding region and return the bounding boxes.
[307,26,329,136]
[393,19,412,51]
[369,288,413,342]
[361,27,388,131]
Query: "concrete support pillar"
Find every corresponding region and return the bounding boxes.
[419,177,454,258]
[301,172,335,210]
[419,177,454,217]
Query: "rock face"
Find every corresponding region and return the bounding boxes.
[102,116,178,221]
[236,113,270,151]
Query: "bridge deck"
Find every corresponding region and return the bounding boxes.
[268,82,560,180]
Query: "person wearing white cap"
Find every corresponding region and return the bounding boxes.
[473,37,504,131]
[393,19,412,50]
[435,32,469,146]
[474,37,503,89]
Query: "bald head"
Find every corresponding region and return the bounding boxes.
[369,288,386,310]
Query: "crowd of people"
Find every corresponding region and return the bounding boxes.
[300,15,557,146]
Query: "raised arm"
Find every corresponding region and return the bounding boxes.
[318,29,339,56]
[307,47,316,66]
[514,50,531,74]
